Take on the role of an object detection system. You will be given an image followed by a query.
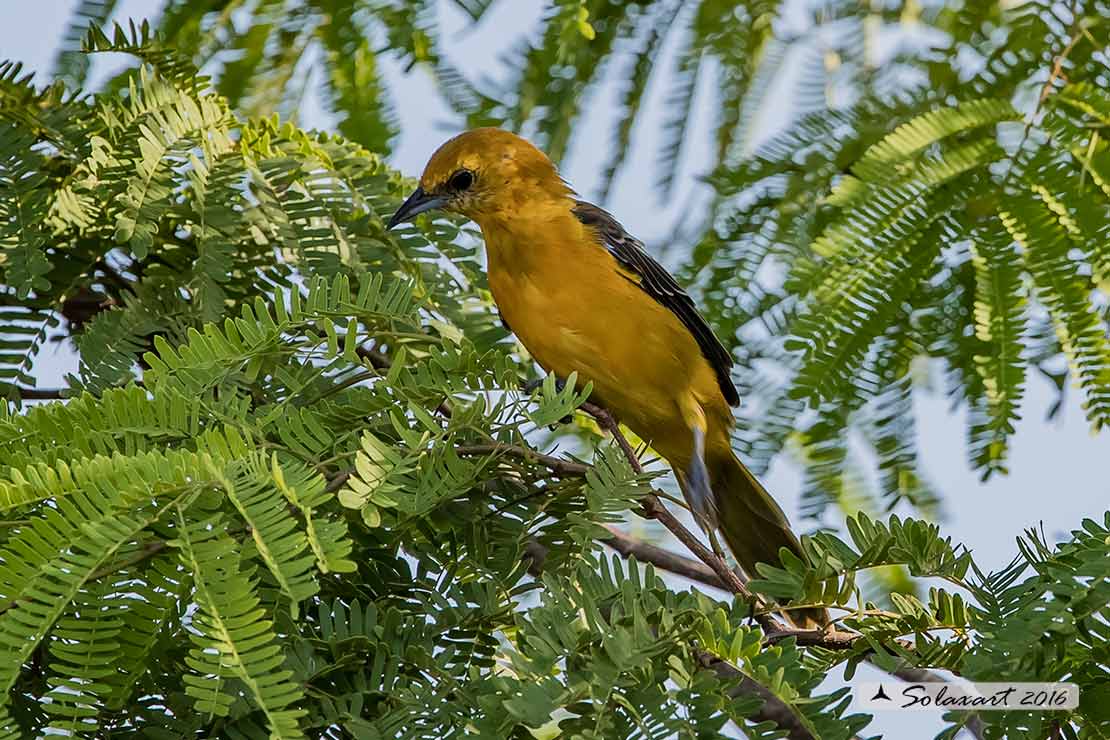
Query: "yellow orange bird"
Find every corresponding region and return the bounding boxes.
[390,128,816,619]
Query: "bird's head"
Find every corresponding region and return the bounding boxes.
[387,128,570,230]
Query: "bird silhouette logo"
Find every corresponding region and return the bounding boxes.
[871,685,892,701]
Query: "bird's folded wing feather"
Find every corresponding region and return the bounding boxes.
[571,200,739,407]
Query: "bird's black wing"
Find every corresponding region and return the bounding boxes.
[572,201,739,407]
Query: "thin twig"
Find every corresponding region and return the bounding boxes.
[581,401,644,473]
[310,369,379,403]
[524,535,816,740]
[704,653,817,740]
[455,443,589,477]
[0,540,169,616]
[5,387,68,400]
[356,341,453,417]
[1037,18,1084,106]
[88,540,167,581]
[1003,9,1086,188]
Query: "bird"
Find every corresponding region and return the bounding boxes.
[389,128,823,627]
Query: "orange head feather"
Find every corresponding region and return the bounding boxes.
[388,128,571,230]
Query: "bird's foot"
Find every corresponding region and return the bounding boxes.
[520,375,567,395]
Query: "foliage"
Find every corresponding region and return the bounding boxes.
[631,0,1110,510]
[0,31,865,737]
[0,4,1106,739]
[750,512,1110,739]
[54,0,1110,519]
[52,0,490,157]
[703,0,1107,503]
[440,0,1110,513]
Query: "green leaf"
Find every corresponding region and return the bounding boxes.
[174,510,307,737]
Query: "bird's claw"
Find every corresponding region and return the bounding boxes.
[519,375,567,394]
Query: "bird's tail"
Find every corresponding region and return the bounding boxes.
[707,449,828,629]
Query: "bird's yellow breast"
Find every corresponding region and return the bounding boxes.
[478,204,732,464]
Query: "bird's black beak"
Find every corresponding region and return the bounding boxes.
[387,186,446,230]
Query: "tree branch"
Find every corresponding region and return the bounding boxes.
[87,540,167,581]
[701,652,817,740]
[356,341,453,417]
[522,535,816,739]
[601,525,728,589]
[580,399,780,631]
[328,386,977,739]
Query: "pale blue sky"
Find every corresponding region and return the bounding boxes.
[1,2,1105,737]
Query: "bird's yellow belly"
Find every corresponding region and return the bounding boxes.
[489,264,721,457]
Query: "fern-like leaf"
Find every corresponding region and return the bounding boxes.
[968,217,1028,475]
[218,458,320,617]
[173,511,307,737]
[52,0,120,89]
[1001,187,1110,427]
[0,485,194,706]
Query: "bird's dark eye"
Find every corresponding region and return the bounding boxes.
[449,169,475,192]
